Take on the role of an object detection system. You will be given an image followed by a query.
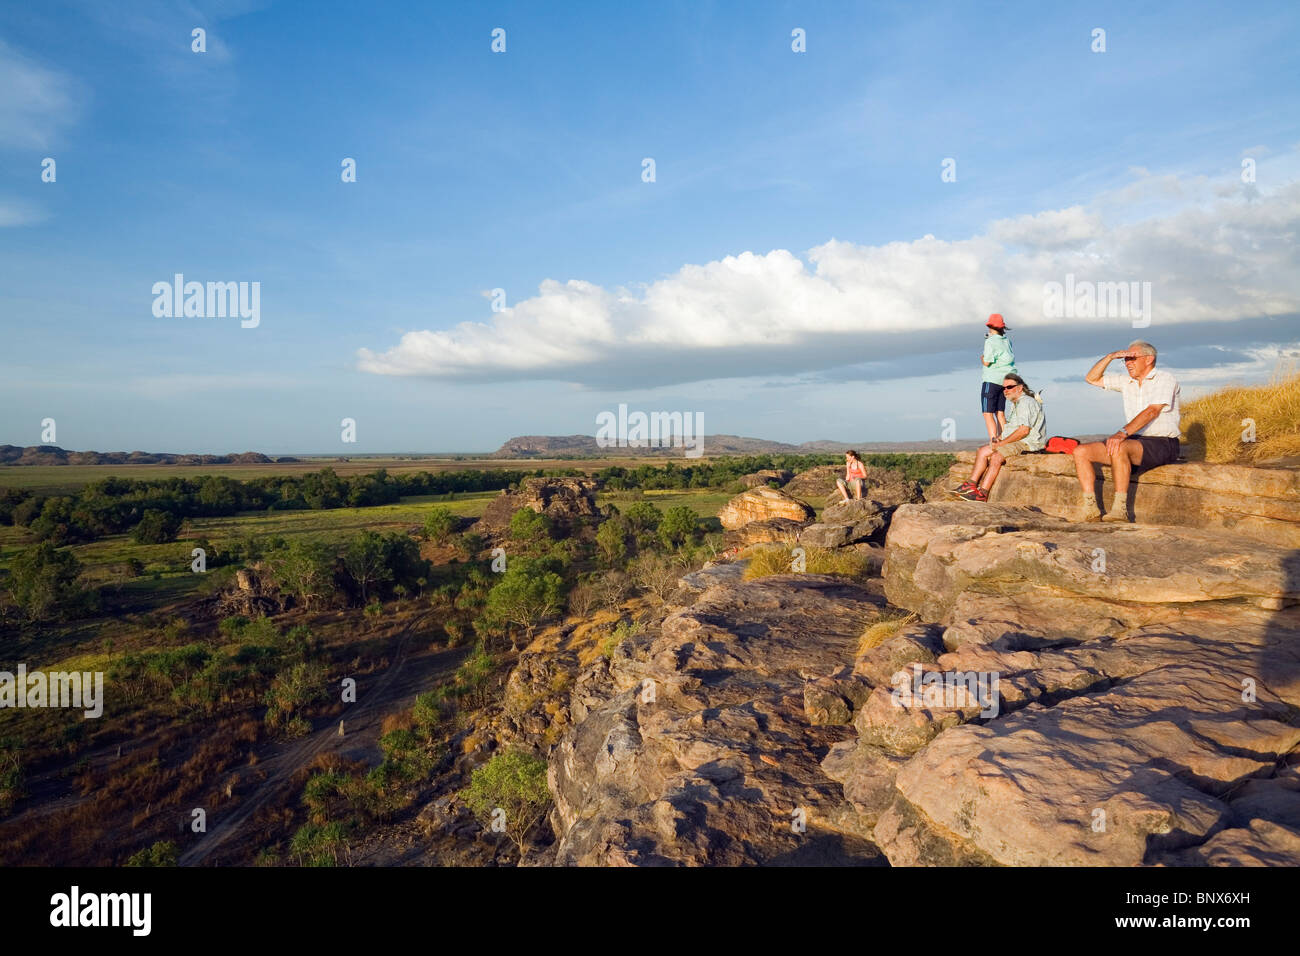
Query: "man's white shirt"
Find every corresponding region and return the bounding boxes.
[1099,367,1181,438]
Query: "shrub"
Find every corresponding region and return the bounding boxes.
[0,739,23,816]
[459,749,552,856]
[423,505,458,543]
[125,840,178,867]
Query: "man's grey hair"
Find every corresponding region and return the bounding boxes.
[1128,340,1157,360]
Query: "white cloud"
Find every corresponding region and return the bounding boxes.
[358,164,1300,387]
[0,38,81,150]
[0,199,47,228]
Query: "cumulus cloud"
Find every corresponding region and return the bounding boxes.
[358,167,1300,388]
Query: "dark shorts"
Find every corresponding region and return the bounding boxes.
[1134,436,1180,469]
[980,382,1005,414]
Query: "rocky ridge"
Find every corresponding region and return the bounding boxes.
[521,466,1300,866]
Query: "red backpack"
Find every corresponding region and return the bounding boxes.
[1046,436,1079,454]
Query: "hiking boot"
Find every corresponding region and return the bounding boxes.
[958,487,988,502]
[1074,500,1104,522]
[1101,496,1130,522]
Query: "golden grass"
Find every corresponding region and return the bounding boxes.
[857,612,919,657]
[1181,364,1300,464]
[741,544,872,581]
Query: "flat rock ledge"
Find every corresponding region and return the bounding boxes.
[931,450,1300,548]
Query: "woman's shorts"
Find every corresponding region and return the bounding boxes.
[980,382,1006,414]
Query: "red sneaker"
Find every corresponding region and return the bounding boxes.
[959,487,988,502]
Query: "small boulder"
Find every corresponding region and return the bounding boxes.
[718,486,816,530]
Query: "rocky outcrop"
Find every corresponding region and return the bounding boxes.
[739,469,794,489]
[548,576,888,865]
[535,487,1300,868]
[800,498,891,548]
[932,450,1300,548]
[831,501,1300,866]
[785,465,922,510]
[717,486,816,530]
[479,477,601,532]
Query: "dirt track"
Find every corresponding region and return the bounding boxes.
[179,612,458,866]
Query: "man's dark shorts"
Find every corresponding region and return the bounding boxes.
[980,382,1005,414]
[1134,436,1180,468]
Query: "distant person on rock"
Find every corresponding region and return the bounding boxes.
[954,374,1045,502]
[1071,341,1181,522]
[836,450,868,502]
[980,314,1017,443]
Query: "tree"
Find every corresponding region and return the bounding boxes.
[508,508,554,553]
[595,519,628,566]
[131,509,181,544]
[7,542,86,621]
[658,506,700,550]
[460,749,552,858]
[343,531,391,604]
[622,501,662,549]
[266,539,337,609]
[482,558,566,650]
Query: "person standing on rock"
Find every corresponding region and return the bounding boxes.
[980,314,1017,443]
[836,450,868,502]
[1071,340,1181,522]
[954,374,1045,501]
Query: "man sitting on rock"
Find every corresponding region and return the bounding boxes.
[954,374,1045,502]
[1071,340,1182,522]
[836,450,868,503]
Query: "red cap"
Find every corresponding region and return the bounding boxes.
[986,313,1007,330]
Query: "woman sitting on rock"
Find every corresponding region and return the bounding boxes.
[836,450,869,502]
[954,374,1045,502]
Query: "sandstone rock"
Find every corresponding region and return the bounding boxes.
[678,561,747,594]
[480,477,601,532]
[722,516,809,547]
[931,450,1300,548]
[548,575,887,865]
[854,624,945,686]
[803,669,873,726]
[800,496,894,548]
[884,503,1300,629]
[717,486,816,530]
[739,469,793,489]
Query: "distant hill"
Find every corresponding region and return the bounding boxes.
[490,434,994,457]
[0,445,277,466]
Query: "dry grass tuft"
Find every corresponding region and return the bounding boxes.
[857,611,919,657]
[742,544,871,581]
[1181,363,1300,464]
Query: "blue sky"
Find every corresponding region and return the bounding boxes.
[2,0,1298,454]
